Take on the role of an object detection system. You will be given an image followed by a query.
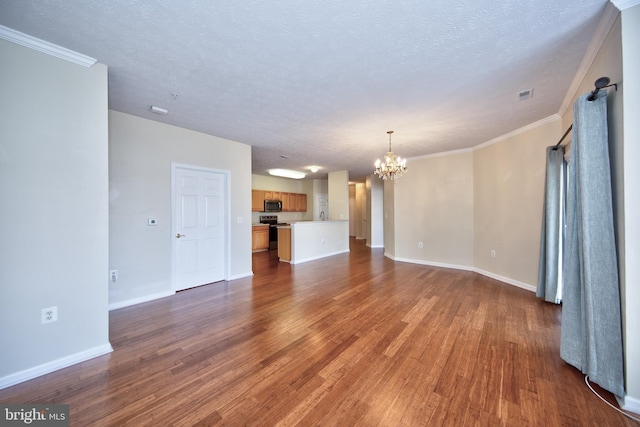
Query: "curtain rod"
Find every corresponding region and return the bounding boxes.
[553,76,617,150]
[553,124,573,149]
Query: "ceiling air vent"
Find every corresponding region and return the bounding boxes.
[518,89,534,101]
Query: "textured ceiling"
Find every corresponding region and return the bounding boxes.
[0,0,610,181]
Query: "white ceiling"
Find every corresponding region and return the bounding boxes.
[0,0,611,181]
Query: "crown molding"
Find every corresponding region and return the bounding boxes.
[472,114,561,151]
[558,2,620,117]
[0,24,96,67]
[408,114,561,161]
[611,0,640,10]
[409,146,473,161]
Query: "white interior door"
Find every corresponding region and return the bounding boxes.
[173,165,227,291]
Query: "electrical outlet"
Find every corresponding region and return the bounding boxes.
[490,250,496,258]
[110,270,118,282]
[418,242,423,248]
[41,306,58,324]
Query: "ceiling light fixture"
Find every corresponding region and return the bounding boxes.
[309,166,319,173]
[268,169,306,179]
[150,105,168,115]
[374,130,407,181]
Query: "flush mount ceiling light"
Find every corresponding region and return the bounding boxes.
[309,166,320,173]
[150,105,168,115]
[374,130,407,181]
[268,169,306,179]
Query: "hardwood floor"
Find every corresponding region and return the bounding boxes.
[1,238,637,426]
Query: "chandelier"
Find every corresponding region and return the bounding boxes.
[374,130,407,181]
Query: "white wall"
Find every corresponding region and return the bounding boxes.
[328,170,349,220]
[367,176,384,248]
[355,182,365,239]
[619,2,640,410]
[383,180,396,257]
[393,150,475,269]
[109,111,252,308]
[473,119,560,286]
[0,40,111,386]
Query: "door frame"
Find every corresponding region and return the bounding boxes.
[171,162,231,291]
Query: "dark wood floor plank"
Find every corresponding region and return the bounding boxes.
[0,238,637,426]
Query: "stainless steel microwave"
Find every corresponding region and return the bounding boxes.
[264,199,282,212]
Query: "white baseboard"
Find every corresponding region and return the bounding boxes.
[472,267,536,293]
[291,249,350,265]
[617,394,640,415]
[109,290,175,311]
[0,343,113,390]
[383,254,536,293]
[393,256,473,272]
[109,272,254,311]
[228,271,253,281]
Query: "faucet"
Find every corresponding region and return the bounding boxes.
[320,211,325,220]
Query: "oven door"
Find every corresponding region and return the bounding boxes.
[268,225,278,250]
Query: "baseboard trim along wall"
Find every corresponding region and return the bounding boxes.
[617,394,640,415]
[472,267,537,293]
[109,290,175,311]
[108,272,255,311]
[391,255,474,273]
[385,253,537,293]
[228,271,254,281]
[0,343,113,391]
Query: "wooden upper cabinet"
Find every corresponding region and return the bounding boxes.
[281,193,291,211]
[296,193,307,212]
[252,190,265,211]
[264,191,282,201]
[252,189,307,212]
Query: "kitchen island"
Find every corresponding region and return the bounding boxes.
[277,220,349,264]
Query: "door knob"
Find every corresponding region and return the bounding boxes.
[176,233,186,238]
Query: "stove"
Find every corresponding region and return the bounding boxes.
[259,215,279,250]
[259,215,278,226]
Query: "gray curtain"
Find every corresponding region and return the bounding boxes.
[537,145,566,303]
[560,91,624,397]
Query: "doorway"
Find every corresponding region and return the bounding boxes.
[171,163,229,291]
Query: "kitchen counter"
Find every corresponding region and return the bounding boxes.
[277,220,349,264]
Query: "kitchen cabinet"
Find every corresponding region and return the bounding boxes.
[264,191,281,201]
[252,190,265,211]
[281,192,291,211]
[277,227,291,262]
[295,193,307,212]
[252,225,270,251]
[252,189,307,212]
